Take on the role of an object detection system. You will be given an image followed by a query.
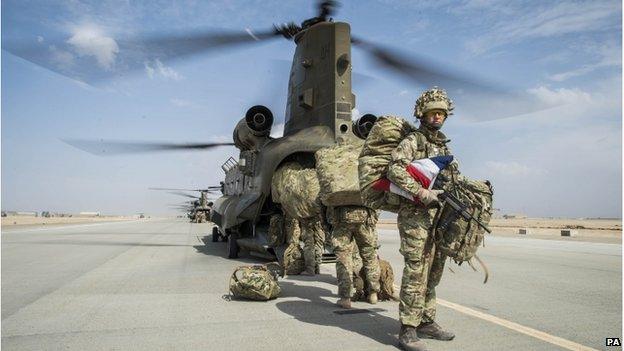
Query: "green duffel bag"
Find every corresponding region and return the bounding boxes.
[229,265,281,301]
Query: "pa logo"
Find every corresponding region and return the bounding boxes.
[606,337,621,346]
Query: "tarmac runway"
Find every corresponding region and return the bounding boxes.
[1,219,621,350]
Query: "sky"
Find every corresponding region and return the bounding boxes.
[1,0,622,218]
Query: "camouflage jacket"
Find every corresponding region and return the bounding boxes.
[327,205,379,226]
[387,125,458,198]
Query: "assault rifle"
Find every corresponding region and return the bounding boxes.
[437,191,491,234]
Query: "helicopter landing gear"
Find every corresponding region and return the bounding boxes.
[211,226,220,242]
[227,232,239,259]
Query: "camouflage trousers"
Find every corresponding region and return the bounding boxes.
[331,222,381,298]
[300,217,325,273]
[282,216,306,275]
[397,202,446,327]
[194,212,206,223]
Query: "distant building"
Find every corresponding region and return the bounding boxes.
[15,211,38,217]
[79,212,101,217]
[503,214,527,219]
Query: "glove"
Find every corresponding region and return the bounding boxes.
[416,188,444,206]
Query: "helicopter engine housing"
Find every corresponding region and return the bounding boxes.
[353,113,378,139]
[233,105,274,150]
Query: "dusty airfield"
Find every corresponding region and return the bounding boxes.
[378,217,622,244]
[1,215,137,228]
[3,216,621,244]
[2,218,620,350]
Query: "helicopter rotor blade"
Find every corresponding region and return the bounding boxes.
[150,187,220,193]
[168,191,200,199]
[351,36,557,121]
[131,27,281,61]
[3,28,282,83]
[351,36,503,93]
[63,139,235,156]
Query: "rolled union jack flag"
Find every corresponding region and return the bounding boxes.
[372,155,454,202]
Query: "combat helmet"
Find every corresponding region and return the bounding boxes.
[414,87,454,118]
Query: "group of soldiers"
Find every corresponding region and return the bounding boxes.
[278,88,458,351]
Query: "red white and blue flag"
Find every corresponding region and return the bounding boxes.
[372,155,454,202]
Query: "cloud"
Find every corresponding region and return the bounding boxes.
[399,90,410,96]
[527,86,593,106]
[454,74,620,123]
[144,59,182,81]
[48,45,75,70]
[351,108,361,120]
[485,161,547,177]
[37,36,44,43]
[66,24,119,70]
[465,1,620,54]
[548,41,621,81]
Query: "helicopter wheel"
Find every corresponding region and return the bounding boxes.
[211,227,220,242]
[227,232,239,259]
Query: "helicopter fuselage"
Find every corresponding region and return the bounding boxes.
[211,20,361,254]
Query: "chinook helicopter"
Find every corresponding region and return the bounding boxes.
[150,187,218,223]
[5,1,543,260]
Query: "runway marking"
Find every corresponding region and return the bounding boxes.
[438,299,599,351]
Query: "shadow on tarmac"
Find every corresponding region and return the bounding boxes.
[276,281,400,347]
[193,242,274,266]
[283,272,338,285]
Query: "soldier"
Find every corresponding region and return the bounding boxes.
[388,88,457,351]
[299,216,325,276]
[195,211,205,223]
[328,205,380,308]
[282,215,306,275]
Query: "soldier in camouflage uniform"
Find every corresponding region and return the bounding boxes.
[195,211,206,223]
[300,216,325,276]
[282,215,306,275]
[328,205,381,308]
[389,88,457,351]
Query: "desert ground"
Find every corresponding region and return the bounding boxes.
[1,215,139,228]
[378,217,621,243]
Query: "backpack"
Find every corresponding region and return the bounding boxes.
[283,242,306,275]
[432,177,494,264]
[229,265,281,301]
[315,141,365,206]
[352,259,398,302]
[359,116,415,212]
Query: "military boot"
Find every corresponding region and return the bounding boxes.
[416,321,455,341]
[368,292,378,304]
[300,269,315,276]
[337,297,351,309]
[398,325,429,351]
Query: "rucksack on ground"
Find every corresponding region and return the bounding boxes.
[229,265,281,301]
[352,258,398,302]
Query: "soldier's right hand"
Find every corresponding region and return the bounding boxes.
[416,188,444,206]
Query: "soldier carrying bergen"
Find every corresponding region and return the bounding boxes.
[388,87,458,351]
